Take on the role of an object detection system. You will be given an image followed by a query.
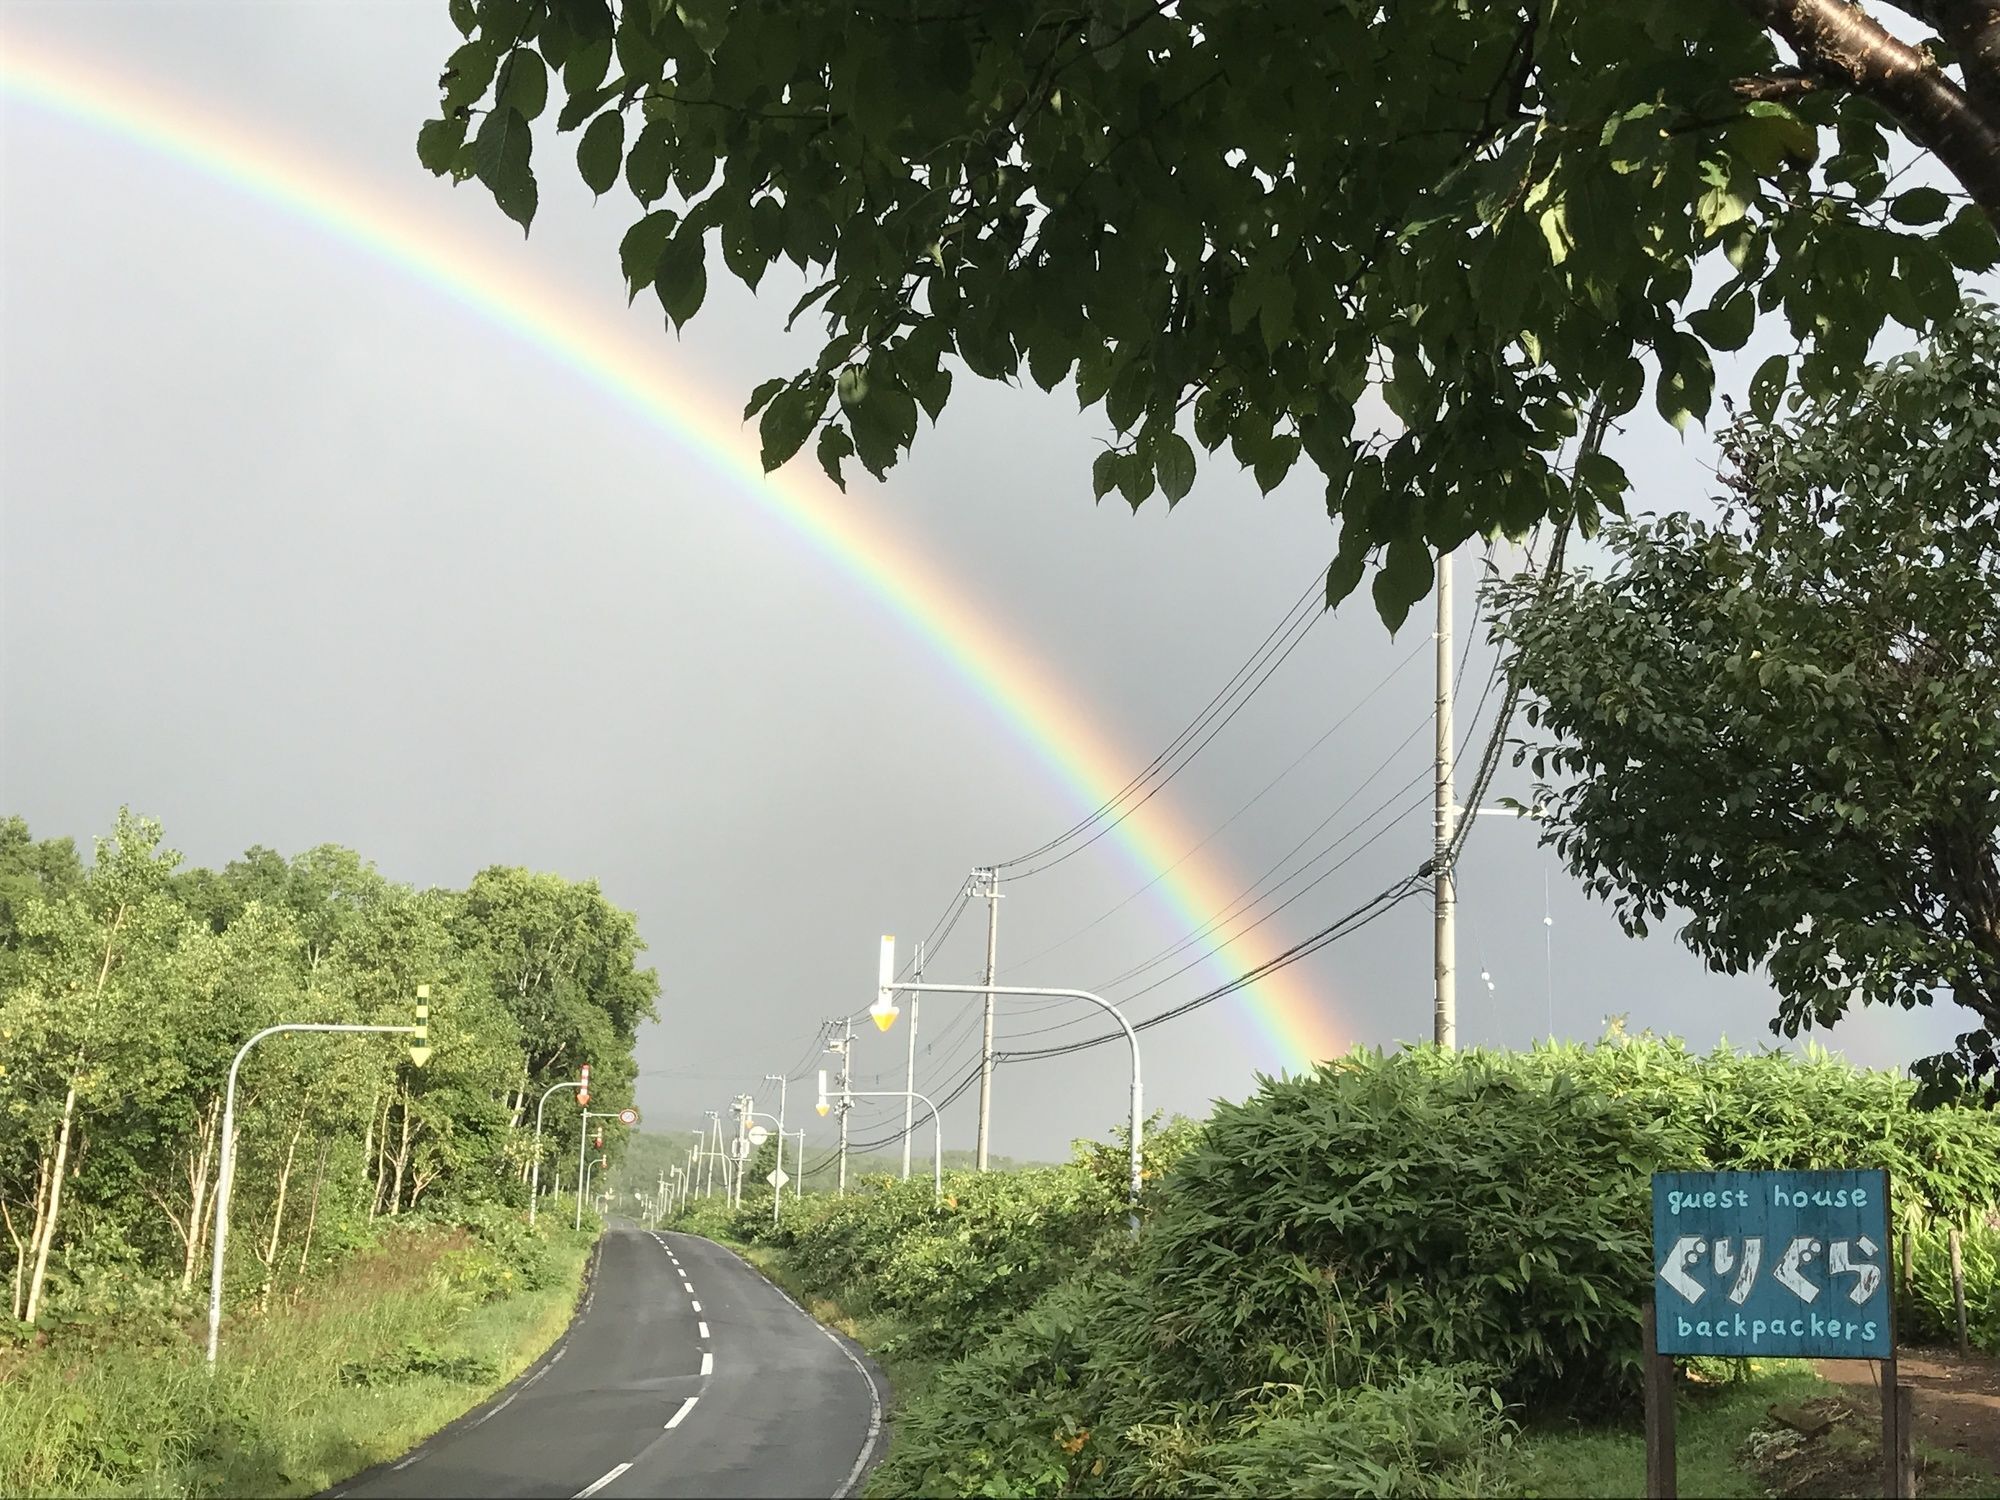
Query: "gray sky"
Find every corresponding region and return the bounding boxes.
[0,2,1969,1160]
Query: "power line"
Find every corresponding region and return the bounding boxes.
[998,874,1428,1064]
[1004,635,1429,976]
[990,572,1325,875]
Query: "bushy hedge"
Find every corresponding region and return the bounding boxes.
[1137,1039,2000,1415]
[674,1041,2000,1497]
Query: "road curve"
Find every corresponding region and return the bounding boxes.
[332,1223,886,1500]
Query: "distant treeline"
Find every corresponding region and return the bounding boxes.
[0,811,657,1329]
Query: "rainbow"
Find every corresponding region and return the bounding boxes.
[0,35,1348,1068]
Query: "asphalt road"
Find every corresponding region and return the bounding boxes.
[334,1224,886,1500]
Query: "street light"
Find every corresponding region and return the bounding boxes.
[875,936,1145,1229]
[207,997,431,1368]
[576,1104,640,1230]
[528,1075,586,1227]
[831,1085,944,1204]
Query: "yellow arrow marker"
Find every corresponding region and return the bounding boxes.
[408,1046,432,1068]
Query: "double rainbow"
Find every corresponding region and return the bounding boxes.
[0,35,1350,1068]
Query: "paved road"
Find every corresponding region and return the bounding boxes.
[334,1224,885,1499]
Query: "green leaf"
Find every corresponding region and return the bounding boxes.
[836,364,870,410]
[473,106,537,233]
[1325,541,1368,609]
[625,120,674,205]
[1936,203,2000,272]
[655,230,707,329]
[1154,431,1197,505]
[1688,287,1754,353]
[816,423,853,491]
[759,385,821,471]
[1371,537,1433,630]
[576,111,624,197]
[1748,353,1788,423]
[1092,449,1120,501]
[417,118,467,176]
[440,39,501,114]
[448,0,478,37]
[619,209,677,301]
[1888,187,1949,226]
[743,377,787,421]
[1115,451,1156,510]
[495,47,549,122]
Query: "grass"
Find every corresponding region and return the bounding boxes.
[0,1220,593,1498]
[1502,1362,1997,1499]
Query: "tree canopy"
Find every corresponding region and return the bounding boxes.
[1,811,659,1327]
[422,0,2000,623]
[1493,305,2000,1100]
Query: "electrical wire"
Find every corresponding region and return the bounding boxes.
[990,572,1326,875]
[1004,634,1429,976]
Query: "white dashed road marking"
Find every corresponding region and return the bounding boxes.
[698,1321,709,1339]
[665,1396,698,1430]
[700,1351,713,1376]
[574,1461,631,1499]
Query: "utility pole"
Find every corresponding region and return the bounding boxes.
[901,940,923,1181]
[1433,550,1457,1051]
[976,869,1002,1170]
[838,1018,853,1196]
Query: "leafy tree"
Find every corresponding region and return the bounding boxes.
[421,0,2000,623]
[1493,305,2000,1099]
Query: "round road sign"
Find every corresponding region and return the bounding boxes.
[618,1106,640,1126]
[747,1125,769,1147]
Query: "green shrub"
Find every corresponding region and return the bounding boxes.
[1900,1215,2000,1353]
[1136,1038,2000,1413]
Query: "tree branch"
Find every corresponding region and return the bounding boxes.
[1733,0,2000,224]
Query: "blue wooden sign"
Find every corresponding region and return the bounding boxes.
[1653,1170,1891,1358]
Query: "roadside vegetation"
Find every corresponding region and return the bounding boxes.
[0,1208,596,1498]
[0,811,654,1496]
[674,1038,2000,1498]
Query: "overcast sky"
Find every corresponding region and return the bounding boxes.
[0,2,1968,1159]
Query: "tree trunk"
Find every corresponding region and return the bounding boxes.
[1734,0,2000,225]
[297,1138,331,1281]
[369,1092,394,1220]
[1,1158,44,1323]
[177,1096,221,1292]
[24,900,128,1324]
[24,1082,81,1325]
[388,1093,412,1217]
[259,1109,307,1309]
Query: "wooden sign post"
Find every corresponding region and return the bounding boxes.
[1649,1170,1910,1500]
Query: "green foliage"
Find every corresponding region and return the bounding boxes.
[0,809,655,1336]
[0,1219,590,1498]
[704,1042,2000,1497]
[1493,305,2000,1099]
[420,0,2000,625]
[1138,1039,2000,1415]
[1900,1216,2000,1354]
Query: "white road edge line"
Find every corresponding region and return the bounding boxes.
[698,1321,709,1339]
[391,1454,423,1471]
[700,1350,713,1376]
[757,1272,888,1500]
[665,1395,699,1430]
[470,1391,519,1428]
[573,1461,632,1499]
[549,1346,567,1364]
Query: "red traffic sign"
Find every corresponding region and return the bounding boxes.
[578,1091,591,1105]
[618,1107,640,1126]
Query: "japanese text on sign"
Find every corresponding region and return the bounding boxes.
[1652,1170,1890,1358]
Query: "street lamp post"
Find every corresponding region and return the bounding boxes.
[529,1078,585,1227]
[207,1014,428,1368]
[576,1107,638,1230]
[875,938,1144,1228]
[832,1085,945,1204]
